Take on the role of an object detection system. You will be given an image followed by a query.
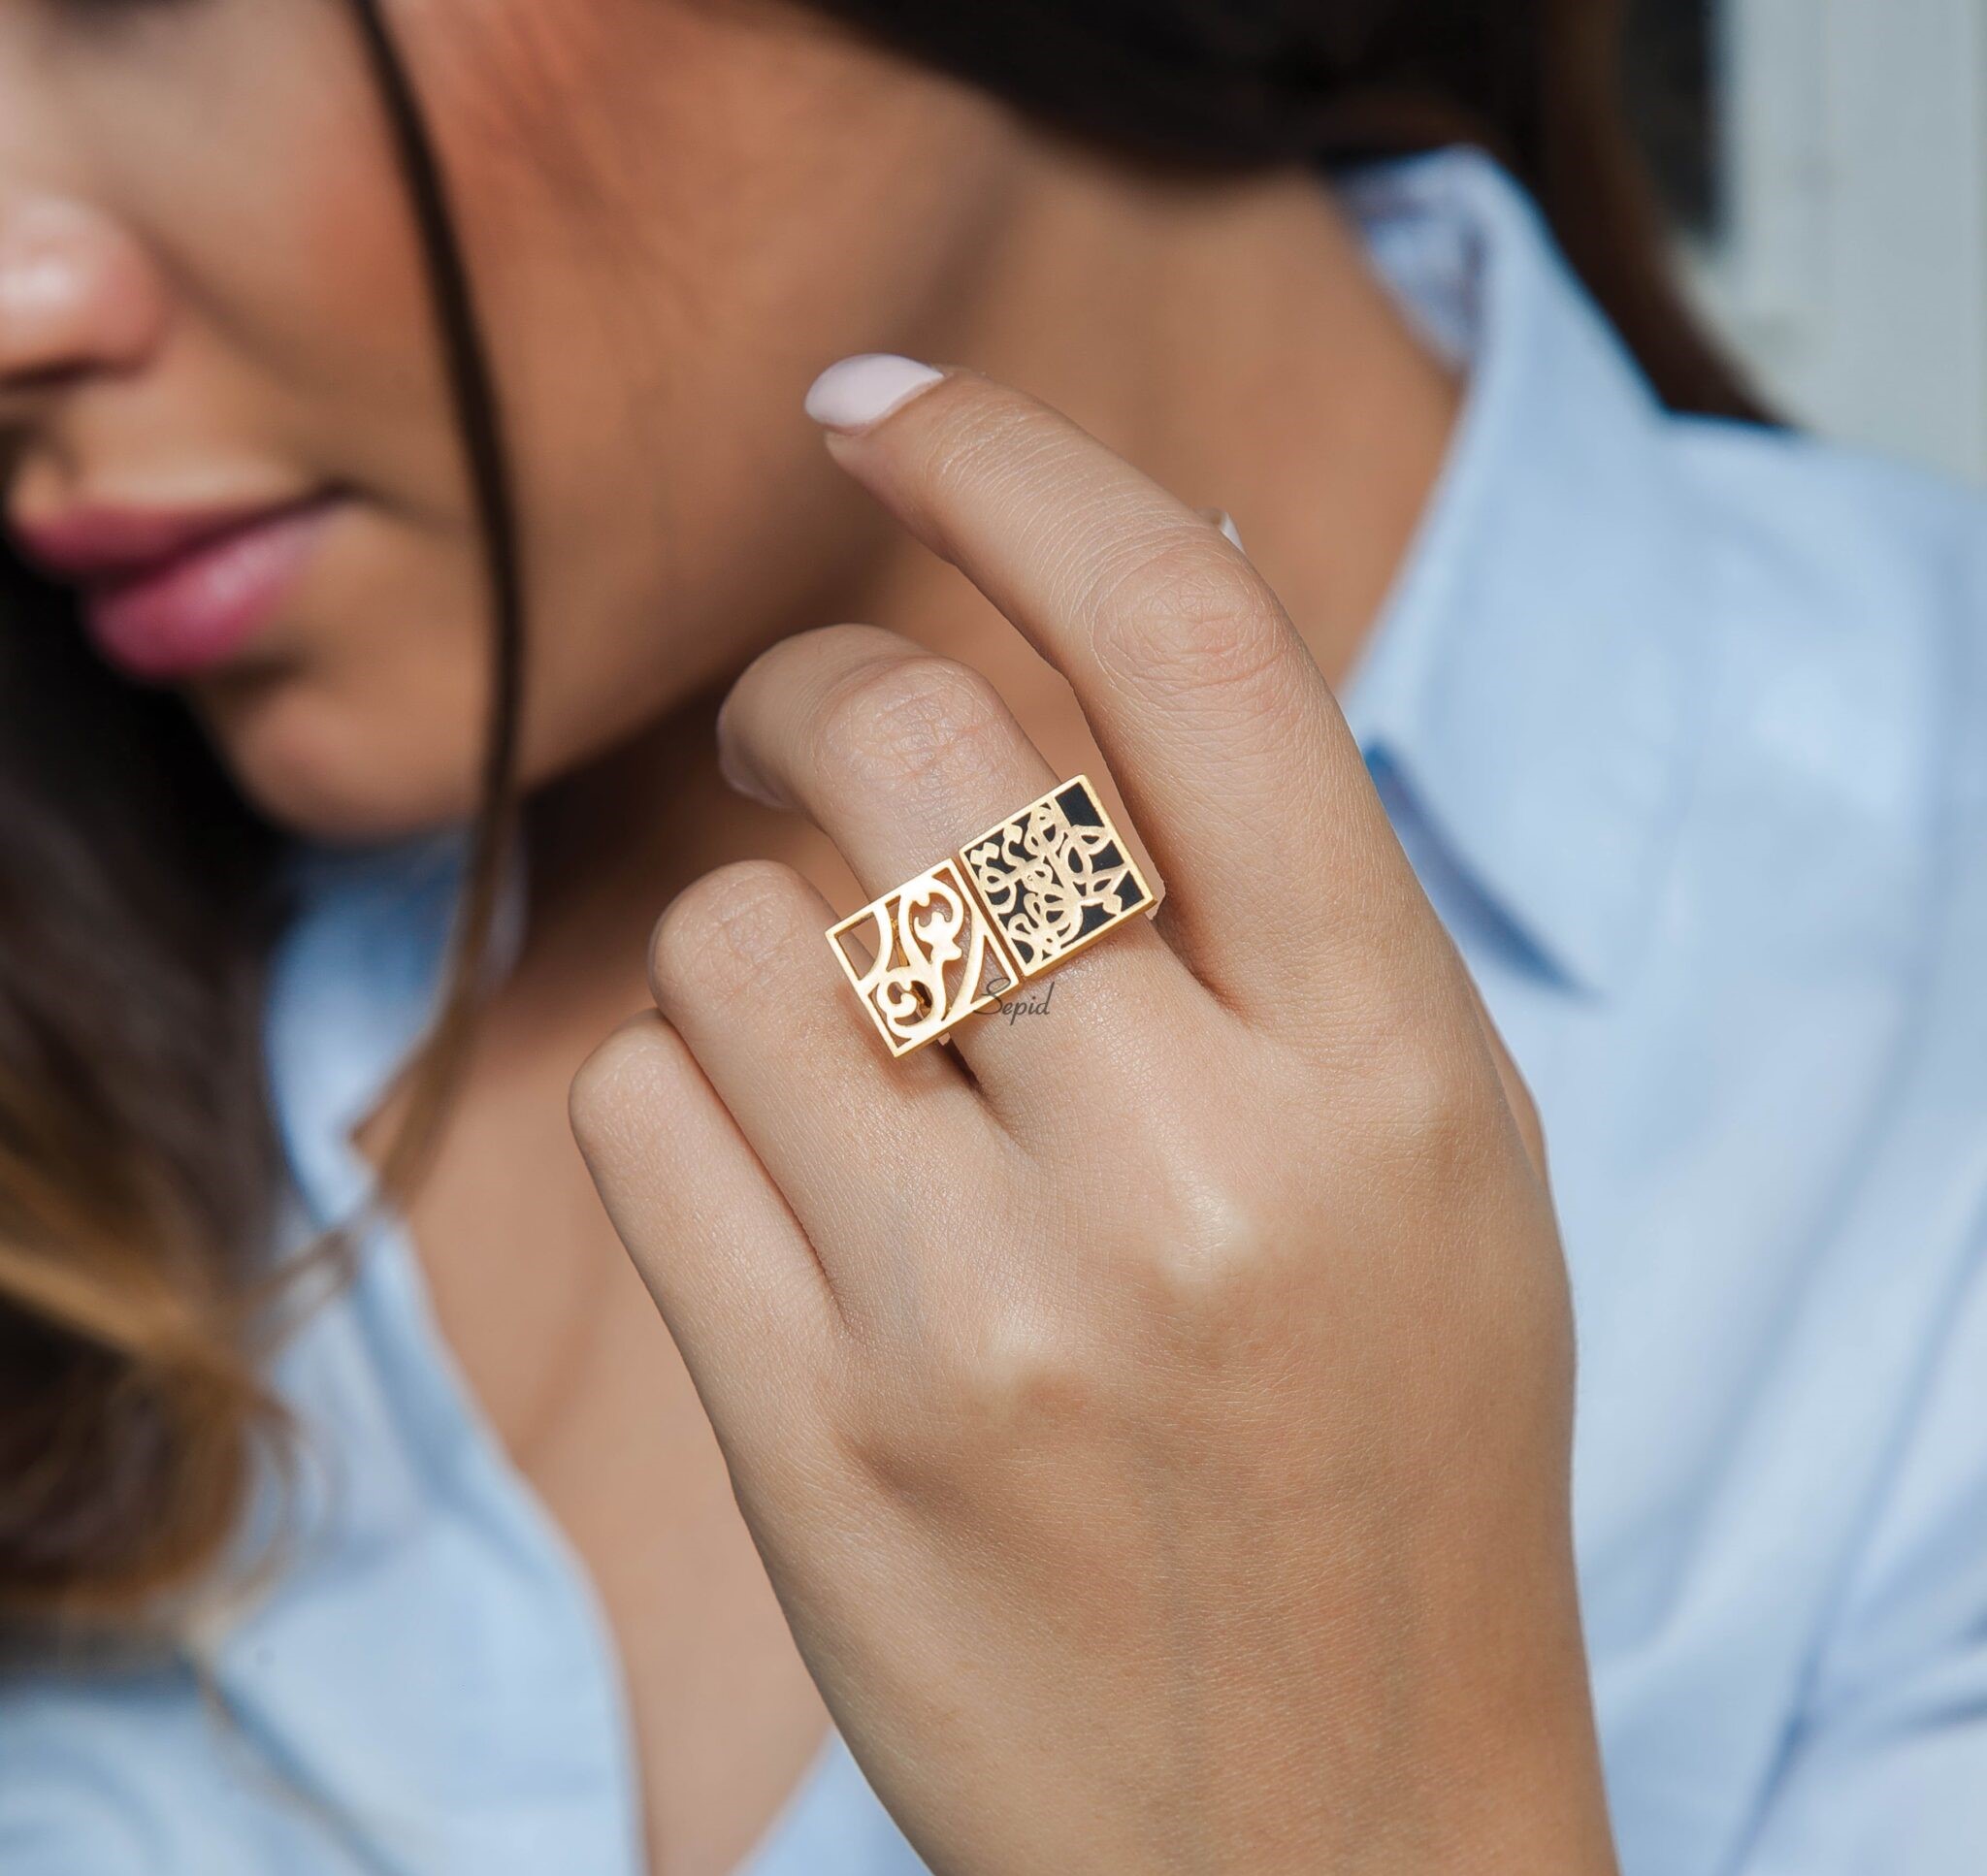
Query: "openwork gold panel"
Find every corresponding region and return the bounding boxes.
[826,858,1021,1056]
[960,775,1156,981]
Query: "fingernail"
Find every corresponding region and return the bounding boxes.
[715,730,788,811]
[805,353,945,433]
[1197,506,1247,553]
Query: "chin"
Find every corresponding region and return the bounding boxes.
[195,666,485,846]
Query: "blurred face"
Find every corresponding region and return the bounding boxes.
[0,0,1020,837]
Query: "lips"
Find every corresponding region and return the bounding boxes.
[9,494,340,680]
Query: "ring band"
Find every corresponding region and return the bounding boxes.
[826,774,1158,1056]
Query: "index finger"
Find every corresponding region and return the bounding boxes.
[798,354,1446,1026]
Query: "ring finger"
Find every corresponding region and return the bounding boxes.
[716,621,1201,1119]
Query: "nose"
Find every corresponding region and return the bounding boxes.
[0,194,166,395]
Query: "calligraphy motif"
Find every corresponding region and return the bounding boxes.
[826,858,1020,1056]
[960,776,1156,980]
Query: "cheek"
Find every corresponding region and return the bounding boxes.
[154,0,1014,837]
[106,1,445,461]
[50,4,478,839]
[407,1,1019,783]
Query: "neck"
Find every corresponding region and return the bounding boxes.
[523,145,1458,1005]
[913,145,1458,690]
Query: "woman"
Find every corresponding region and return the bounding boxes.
[1,0,1983,1870]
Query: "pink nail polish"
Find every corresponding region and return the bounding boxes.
[804,354,944,433]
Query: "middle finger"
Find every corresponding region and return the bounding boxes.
[799,360,1453,1038]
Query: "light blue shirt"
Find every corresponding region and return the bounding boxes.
[6,146,1986,1875]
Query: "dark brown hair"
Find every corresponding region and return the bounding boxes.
[0,0,1759,1631]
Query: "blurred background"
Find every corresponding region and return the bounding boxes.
[1629,0,1987,481]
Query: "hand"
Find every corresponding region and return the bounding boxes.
[570,362,1616,1874]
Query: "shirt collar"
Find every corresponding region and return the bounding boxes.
[1336,148,1724,995]
[261,831,463,1224]
[264,828,527,1226]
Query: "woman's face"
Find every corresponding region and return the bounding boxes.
[0,0,1020,837]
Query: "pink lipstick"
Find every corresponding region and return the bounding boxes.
[10,495,340,680]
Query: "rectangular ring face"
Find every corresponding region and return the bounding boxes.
[959,774,1156,981]
[826,858,1021,1056]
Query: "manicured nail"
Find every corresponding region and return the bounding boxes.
[715,733,787,811]
[805,353,945,433]
[1197,506,1247,553]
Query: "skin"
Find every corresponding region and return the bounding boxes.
[0,0,1616,1869]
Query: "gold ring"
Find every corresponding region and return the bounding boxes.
[826,774,1158,1056]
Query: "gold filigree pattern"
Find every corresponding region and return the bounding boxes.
[826,858,1021,1056]
[960,775,1156,981]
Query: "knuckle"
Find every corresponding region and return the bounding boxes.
[918,394,1053,517]
[1374,1032,1498,1184]
[648,858,811,1004]
[812,652,1015,798]
[724,623,881,729]
[569,1016,685,1160]
[1087,532,1290,704]
[841,1311,1100,1493]
[1139,1180,1279,1320]
[952,1313,1097,1431]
